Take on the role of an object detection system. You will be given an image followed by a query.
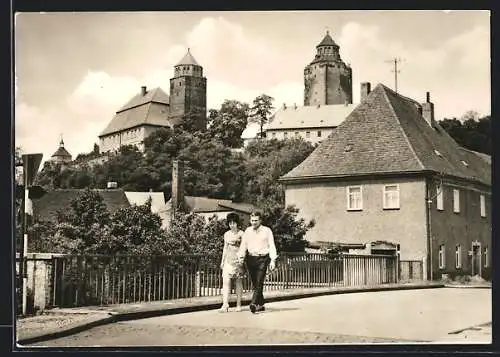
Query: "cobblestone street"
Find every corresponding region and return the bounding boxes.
[25,288,491,347]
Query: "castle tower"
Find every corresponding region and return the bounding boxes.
[304,31,352,106]
[50,135,72,163]
[169,48,207,130]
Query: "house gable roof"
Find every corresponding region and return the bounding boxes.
[281,83,491,186]
[124,192,168,214]
[32,189,130,222]
[99,87,170,137]
[267,104,355,131]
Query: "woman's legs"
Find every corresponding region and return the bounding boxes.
[235,277,243,311]
[220,273,230,312]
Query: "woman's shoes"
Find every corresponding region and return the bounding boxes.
[218,304,229,313]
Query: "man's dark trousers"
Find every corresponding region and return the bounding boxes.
[246,254,270,307]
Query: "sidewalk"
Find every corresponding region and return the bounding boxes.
[17,281,443,346]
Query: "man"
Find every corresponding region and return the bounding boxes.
[238,211,277,313]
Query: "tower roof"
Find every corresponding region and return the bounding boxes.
[317,31,338,47]
[176,48,200,66]
[51,137,71,158]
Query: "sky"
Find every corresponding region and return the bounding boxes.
[14,10,490,163]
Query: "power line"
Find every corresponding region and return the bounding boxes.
[385,58,405,93]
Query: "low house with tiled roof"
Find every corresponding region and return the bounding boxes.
[32,188,130,223]
[279,83,491,281]
[98,48,207,153]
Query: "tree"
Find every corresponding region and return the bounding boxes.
[249,94,275,139]
[243,137,315,206]
[260,203,315,253]
[439,113,491,155]
[207,100,250,148]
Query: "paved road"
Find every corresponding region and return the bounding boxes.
[29,288,491,347]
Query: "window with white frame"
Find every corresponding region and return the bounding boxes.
[480,194,486,217]
[455,245,462,269]
[347,186,362,211]
[436,185,444,210]
[453,189,460,213]
[438,245,445,269]
[484,246,489,268]
[383,184,400,209]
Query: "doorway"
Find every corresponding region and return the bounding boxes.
[471,242,481,277]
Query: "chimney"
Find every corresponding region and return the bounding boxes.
[141,86,147,96]
[360,82,371,101]
[171,160,185,216]
[421,91,435,127]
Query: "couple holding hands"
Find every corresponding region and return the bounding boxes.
[219,211,277,314]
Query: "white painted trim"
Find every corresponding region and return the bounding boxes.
[383,184,400,209]
[346,185,363,211]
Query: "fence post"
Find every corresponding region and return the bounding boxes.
[421,257,427,281]
[195,271,201,297]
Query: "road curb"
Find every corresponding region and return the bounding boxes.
[17,283,444,345]
[443,284,491,289]
[17,313,118,346]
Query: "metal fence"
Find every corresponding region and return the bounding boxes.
[48,253,402,308]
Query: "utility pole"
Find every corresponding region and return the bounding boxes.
[385,58,404,93]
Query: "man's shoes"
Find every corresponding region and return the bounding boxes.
[249,303,257,313]
[255,305,266,313]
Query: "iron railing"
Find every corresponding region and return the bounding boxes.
[49,253,400,308]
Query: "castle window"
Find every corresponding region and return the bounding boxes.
[317,131,322,137]
[179,82,182,86]
[347,186,363,211]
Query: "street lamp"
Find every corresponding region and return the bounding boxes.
[16,153,43,316]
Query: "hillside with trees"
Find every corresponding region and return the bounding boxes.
[27,94,316,255]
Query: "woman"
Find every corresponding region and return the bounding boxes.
[219,212,245,312]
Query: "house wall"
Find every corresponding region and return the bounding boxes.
[267,128,333,145]
[284,177,428,261]
[99,126,161,153]
[427,179,492,280]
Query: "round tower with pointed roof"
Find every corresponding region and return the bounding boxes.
[168,48,207,130]
[304,31,352,106]
[50,136,72,163]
